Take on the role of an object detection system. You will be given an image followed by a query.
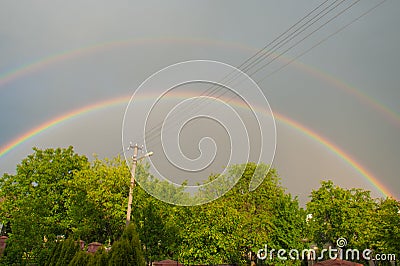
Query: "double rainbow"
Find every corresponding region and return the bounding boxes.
[0,38,397,199]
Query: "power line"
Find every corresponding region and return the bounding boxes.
[172,0,350,117]
[141,0,351,146]
[248,0,360,78]
[257,0,388,84]
[176,0,346,112]
[142,1,338,143]
[240,0,345,74]
[142,0,355,148]
[137,0,381,149]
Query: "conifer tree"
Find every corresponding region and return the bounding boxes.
[108,223,145,266]
[68,250,91,265]
[57,238,80,266]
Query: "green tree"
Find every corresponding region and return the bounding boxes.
[131,166,181,263]
[68,250,91,265]
[46,241,63,266]
[108,223,145,266]
[65,156,130,243]
[306,181,400,264]
[65,157,184,254]
[108,239,132,265]
[306,181,378,252]
[135,163,192,206]
[0,237,26,265]
[0,147,89,264]
[88,246,109,266]
[367,198,400,259]
[177,163,305,265]
[56,238,80,266]
[132,198,179,263]
[177,199,243,265]
[35,239,58,266]
[65,157,183,262]
[224,164,305,257]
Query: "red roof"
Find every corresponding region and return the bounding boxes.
[153,260,183,266]
[314,259,363,266]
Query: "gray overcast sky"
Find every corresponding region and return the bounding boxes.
[0,1,399,204]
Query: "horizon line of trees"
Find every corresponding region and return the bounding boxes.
[0,146,398,265]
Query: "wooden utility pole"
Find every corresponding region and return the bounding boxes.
[126,143,139,226]
[125,144,153,226]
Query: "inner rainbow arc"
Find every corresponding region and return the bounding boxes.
[0,95,394,200]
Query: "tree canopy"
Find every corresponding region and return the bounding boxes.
[306,180,399,262]
[0,146,88,262]
[0,147,397,265]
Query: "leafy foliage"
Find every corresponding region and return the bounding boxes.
[131,193,179,263]
[69,250,91,265]
[362,197,400,258]
[46,240,63,266]
[306,180,400,262]
[108,223,145,266]
[176,163,305,265]
[65,156,130,243]
[0,146,88,264]
[88,247,109,266]
[57,238,80,266]
[307,181,375,248]
[0,147,397,265]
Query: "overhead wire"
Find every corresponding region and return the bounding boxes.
[248,0,361,78]
[126,0,383,152]
[141,0,341,142]
[257,0,387,84]
[172,0,350,116]
[141,0,358,148]
[141,0,350,146]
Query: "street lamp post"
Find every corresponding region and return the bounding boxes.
[126,143,153,226]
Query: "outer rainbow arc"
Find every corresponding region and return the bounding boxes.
[274,113,393,199]
[0,38,399,128]
[0,95,394,200]
[0,38,249,87]
[291,60,400,128]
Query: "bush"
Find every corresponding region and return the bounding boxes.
[46,241,63,266]
[0,237,24,265]
[46,238,80,266]
[69,250,91,265]
[88,247,109,266]
[108,223,145,266]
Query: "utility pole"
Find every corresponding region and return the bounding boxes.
[126,143,153,226]
[126,143,139,226]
